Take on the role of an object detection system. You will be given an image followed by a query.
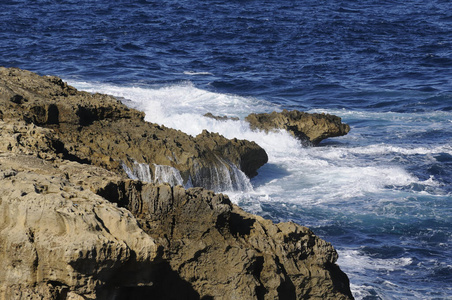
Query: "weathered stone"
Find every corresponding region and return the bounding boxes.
[0,67,268,186]
[204,112,240,121]
[95,180,353,299]
[0,151,353,299]
[0,67,354,299]
[0,68,142,126]
[245,109,350,145]
[0,154,160,300]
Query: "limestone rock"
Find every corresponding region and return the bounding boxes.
[97,181,354,299]
[0,67,354,299]
[0,67,268,187]
[0,68,142,125]
[0,120,60,160]
[245,109,350,145]
[204,112,240,121]
[0,154,160,300]
[0,153,353,299]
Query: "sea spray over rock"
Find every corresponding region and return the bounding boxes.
[153,164,185,187]
[122,159,254,192]
[190,156,254,192]
[122,161,152,183]
[74,80,452,299]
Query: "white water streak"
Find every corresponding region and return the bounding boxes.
[121,161,152,183]
[154,164,185,187]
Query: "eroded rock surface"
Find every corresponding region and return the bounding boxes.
[245,109,350,145]
[0,155,160,299]
[0,67,268,187]
[0,67,354,299]
[96,180,353,299]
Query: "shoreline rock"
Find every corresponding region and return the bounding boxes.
[0,67,268,188]
[97,179,353,299]
[0,154,161,299]
[0,151,353,299]
[245,109,350,145]
[203,112,240,121]
[0,67,354,299]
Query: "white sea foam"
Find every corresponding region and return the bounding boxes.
[348,283,377,300]
[183,71,214,76]
[154,164,185,187]
[338,249,413,274]
[309,108,452,124]
[339,144,452,156]
[121,161,152,183]
[71,81,444,204]
[337,249,432,300]
[190,156,254,192]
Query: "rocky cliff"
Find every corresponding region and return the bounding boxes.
[0,68,353,299]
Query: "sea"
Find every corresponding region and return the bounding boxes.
[1,0,451,299]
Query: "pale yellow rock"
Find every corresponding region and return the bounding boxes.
[0,154,159,299]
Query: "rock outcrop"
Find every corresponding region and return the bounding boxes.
[0,67,354,299]
[245,109,350,145]
[0,67,268,188]
[204,112,239,121]
[97,180,353,299]
[0,151,353,299]
[0,154,161,299]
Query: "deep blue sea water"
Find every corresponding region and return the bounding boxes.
[1,1,451,299]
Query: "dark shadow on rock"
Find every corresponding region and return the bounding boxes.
[275,256,297,300]
[96,180,132,208]
[229,212,255,236]
[96,261,207,300]
[47,104,59,124]
[10,94,28,104]
[76,106,96,126]
[325,262,354,299]
[51,139,91,165]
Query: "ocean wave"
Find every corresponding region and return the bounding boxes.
[70,80,449,202]
[183,71,214,76]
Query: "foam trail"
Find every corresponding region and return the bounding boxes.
[183,71,214,76]
[338,249,412,274]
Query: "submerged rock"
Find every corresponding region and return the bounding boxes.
[203,112,240,121]
[245,109,350,145]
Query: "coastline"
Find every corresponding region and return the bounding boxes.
[0,67,353,299]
